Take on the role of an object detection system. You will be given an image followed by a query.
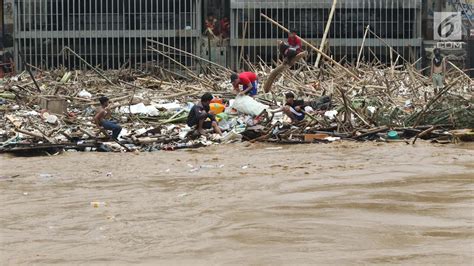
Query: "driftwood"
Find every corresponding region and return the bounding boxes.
[263,51,308,93]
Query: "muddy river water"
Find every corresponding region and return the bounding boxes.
[1,142,473,264]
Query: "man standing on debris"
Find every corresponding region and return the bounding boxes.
[187,93,223,136]
[94,96,122,140]
[431,48,447,93]
[231,72,259,97]
[288,29,303,53]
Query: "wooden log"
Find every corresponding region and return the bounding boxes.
[412,126,436,144]
[263,64,289,93]
[354,126,389,139]
[15,128,55,143]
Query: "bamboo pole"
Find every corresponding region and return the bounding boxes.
[260,13,359,81]
[60,47,114,85]
[147,47,197,78]
[356,25,370,68]
[315,0,337,67]
[448,61,472,81]
[239,22,248,70]
[367,28,410,65]
[147,39,233,74]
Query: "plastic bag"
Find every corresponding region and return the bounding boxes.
[231,95,268,116]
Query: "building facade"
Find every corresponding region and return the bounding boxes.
[13,0,202,71]
[11,0,431,71]
[230,0,423,68]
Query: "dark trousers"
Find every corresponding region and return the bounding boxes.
[101,120,122,139]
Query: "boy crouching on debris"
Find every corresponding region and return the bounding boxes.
[283,92,306,122]
[187,93,223,136]
[270,92,306,123]
[94,96,122,140]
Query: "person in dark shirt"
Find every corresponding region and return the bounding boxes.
[278,41,299,63]
[270,92,306,122]
[283,92,306,122]
[187,93,223,135]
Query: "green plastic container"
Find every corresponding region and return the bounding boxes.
[387,130,399,139]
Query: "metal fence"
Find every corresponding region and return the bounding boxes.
[13,0,423,71]
[13,0,202,71]
[230,0,422,69]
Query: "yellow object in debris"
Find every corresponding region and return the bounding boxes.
[210,103,225,114]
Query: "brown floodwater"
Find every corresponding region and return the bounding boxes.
[1,141,473,265]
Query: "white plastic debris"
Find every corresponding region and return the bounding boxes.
[134,128,148,136]
[78,89,92,98]
[231,95,268,116]
[146,105,160,116]
[155,101,182,112]
[46,114,58,124]
[26,110,39,116]
[324,110,338,119]
[119,103,159,116]
[367,106,377,114]
[126,103,148,114]
[117,128,128,140]
[324,136,341,142]
[221,130,243,144]
[304,106,314,113]
[179,126,192,140]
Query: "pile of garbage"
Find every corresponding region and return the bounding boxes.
[0,55,472,155]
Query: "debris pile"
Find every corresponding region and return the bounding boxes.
[0,52,472,155]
